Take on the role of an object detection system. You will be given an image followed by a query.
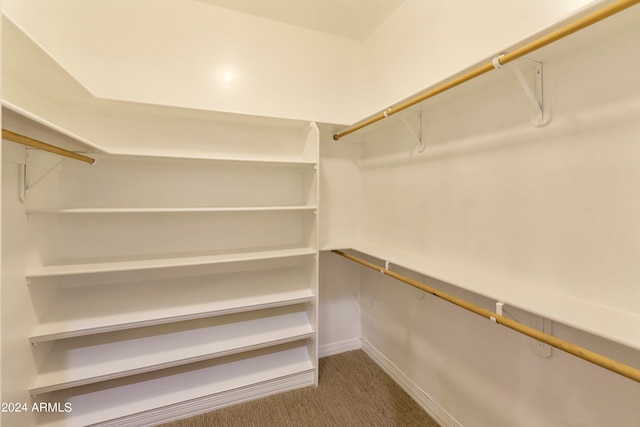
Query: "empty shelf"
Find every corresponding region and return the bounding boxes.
[37,343,315,427]
[27,246,316,279]
[31,306,313,395]
[26,206,318,215]
[348,241,640,351]
[30,267,315,343]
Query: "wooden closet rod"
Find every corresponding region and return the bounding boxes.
[2,129,96,165]
[333,0,640,141]
[331,249,640,383]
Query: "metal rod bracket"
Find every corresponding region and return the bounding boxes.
[20,149,66,203]
[400,111,425,153]
[530,314,553,358]
[507,59,550,127]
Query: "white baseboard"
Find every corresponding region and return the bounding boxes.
[94,339,457,427]
[319,338,361,358]
[96,371,315,427]
[360,338,462,427]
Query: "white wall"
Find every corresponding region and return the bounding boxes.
[317,127,362,356]
[359,3,640,321]
[2,0,365,125]
[0,59,3,410]
[360,265,640,427]
[317,251,361,356]
[356,4,640,426]
[2,0,611,129]
[1,146,62,427]
[361,0,602,116]
[318,125,361,249]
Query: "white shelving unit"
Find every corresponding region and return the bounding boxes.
[23,119,320,426]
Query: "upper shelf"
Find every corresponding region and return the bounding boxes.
[2,100,319,164]
[26,206,318,215]
[103,152,319,166]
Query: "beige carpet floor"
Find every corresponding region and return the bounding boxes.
[159,349,440,426]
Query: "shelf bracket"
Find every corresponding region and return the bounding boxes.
[530,314,553,358]
[495,301,552,358]
[400,110,425,153]
[19,149,66,203]
[508,59,549,127]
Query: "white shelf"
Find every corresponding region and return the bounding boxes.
[38,343,315,427]
[30,266,315,343]
[27,246,316,279]
[30,306,313,395]
[26,206,318,215]
[105,152,318,166]
[347,241,640,351]
[2,102,317,164]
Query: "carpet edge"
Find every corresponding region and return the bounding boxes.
[360,338,463,427]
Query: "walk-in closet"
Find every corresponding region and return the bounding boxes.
[2,1,639,426]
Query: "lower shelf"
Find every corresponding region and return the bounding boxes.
[31,305,314,395]
[36,342,315,427]
[348,241,640,351]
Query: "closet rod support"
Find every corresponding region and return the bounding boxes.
[400,111,425,153]
[19,163,27,203]
[19,150,66,203]
[508,60,549,126]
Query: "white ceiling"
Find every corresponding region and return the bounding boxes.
[197,0,406,40]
